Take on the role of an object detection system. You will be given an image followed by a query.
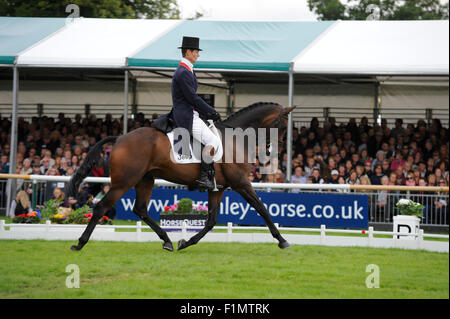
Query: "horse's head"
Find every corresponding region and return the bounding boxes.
[220,102,296,151]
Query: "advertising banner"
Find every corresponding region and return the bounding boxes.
[116,188,368,229]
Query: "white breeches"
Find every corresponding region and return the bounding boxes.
[192,110,221,153]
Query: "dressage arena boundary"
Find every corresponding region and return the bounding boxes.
[0,220,448,253]
[0,174,448,253]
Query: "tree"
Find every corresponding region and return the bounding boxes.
[0,0,180,19]
[308,0,449,20]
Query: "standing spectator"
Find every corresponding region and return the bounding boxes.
[376,176,390,222]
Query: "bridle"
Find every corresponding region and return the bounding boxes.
[265,108,286,154]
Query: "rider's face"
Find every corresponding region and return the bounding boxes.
[186,49,200,64]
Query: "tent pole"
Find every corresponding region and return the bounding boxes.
[6,66,19,217]
[123,69,129,134]
[286,63,294,182]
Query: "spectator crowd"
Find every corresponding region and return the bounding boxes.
[0,112,448,222]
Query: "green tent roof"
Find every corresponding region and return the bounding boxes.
[0,17,66,65]
[128,20,334,71]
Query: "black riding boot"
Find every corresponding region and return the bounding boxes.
[195,146,216,191]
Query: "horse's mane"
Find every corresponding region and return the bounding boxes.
[219,102,282,129]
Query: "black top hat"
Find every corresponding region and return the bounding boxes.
[178,36,202,51]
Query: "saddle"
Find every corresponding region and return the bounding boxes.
[153,112,223,165]
[152,111,175,134]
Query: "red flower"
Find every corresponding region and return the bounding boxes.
[164,206,170,211]
[103,216,109,220]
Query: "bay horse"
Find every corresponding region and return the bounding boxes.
[66,102,296,252]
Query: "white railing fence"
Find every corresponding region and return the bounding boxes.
[0,220,448,253]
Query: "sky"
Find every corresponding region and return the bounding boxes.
[177,0,319,21]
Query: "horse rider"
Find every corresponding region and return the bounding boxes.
[171,36,222,191]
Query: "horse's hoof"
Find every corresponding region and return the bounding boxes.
[177,239,188,251]
[163,241,173,252]
[278,241,291,249]
[70,245,80,251]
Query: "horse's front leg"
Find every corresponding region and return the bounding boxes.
[177,189,224,250]
[235,184,290,249]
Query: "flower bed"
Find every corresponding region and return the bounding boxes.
[12,211,40,224]
[12,198,112,226]
[160,198,209,230]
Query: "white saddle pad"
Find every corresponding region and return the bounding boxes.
[167,123,223,164]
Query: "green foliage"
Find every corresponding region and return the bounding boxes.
[41,198,62,220]
[396,199,424,218]
[308,0,449,20]
[63,205,91,224]
[0,0,180,19]
[176,198,193,214]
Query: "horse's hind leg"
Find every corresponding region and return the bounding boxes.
[177,189,224,250]
[133,175,173,251]
[71,187,127,251]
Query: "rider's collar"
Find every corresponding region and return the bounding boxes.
[180,58,194,73]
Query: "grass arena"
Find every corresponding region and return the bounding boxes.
[1,234,448,299]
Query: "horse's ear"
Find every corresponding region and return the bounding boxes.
[283,105,296,114]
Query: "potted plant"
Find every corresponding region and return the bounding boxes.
[159,198,209,229]
[393,198,424,240]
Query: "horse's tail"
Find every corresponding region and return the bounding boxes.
[66,136,117,198]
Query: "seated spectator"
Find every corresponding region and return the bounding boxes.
[68,183,92,210]
[304,157,318,178]
[92,184,115,219]
[0,154,9,173]
[336,176,349,193]
[370,164,384,185]
[427,174,437,187]
[390,152,405,172]
[346,169,360,185]
[329,169,339,184]
[291,166,307,190]
[40,157,51,174]
[311,168,324,184]
[363,160,373,178]
[405,172,416,186]
[381,160,391,176]
[12,190,32,217]
[371,150,385,171]
[275,169,285,183]
[51,187,69,207]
